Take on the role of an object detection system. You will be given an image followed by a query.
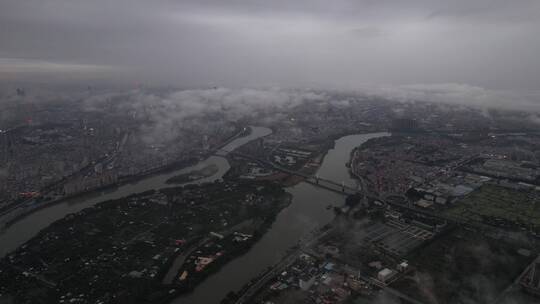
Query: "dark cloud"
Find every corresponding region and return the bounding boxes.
[0,0,539,92]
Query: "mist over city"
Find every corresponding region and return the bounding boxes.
[1,1,540,304]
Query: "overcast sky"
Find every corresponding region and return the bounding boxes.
[1,0,539,91]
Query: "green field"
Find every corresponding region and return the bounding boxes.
[445,184,540,229]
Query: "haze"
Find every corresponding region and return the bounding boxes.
[1,0,539,91]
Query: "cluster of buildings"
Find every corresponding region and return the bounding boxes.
[351,132,540,199]
[255,239,416,303]
[0,122,120,205]
[176,231,253,284]
[349,135,459,196]
[271,147,313,170]
[411,172,489,208]
[259,253,373,303]
[467,158,540,183]
[248,193,450,303]
[0,93,238,214]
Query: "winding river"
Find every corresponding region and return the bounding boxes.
[0,127,389,303]
[175,131,389,304]
[0,126,271,257]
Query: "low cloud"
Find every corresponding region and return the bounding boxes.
[354,83,540,112]
[83,87,328,144]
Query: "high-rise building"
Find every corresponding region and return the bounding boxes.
[0,130,10,166]
[391,118,419,132]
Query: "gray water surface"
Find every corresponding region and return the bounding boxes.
[174,132,389,304]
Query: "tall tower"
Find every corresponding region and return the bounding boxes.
[202,135,209,150]
[0,130,8,166]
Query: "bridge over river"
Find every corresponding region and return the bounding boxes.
[224,151,360,195]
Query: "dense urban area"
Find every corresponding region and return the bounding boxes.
[1,87,540,304]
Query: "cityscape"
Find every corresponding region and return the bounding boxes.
[1,88,540,303]
[2,1,540,304]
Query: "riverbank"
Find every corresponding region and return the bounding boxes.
[0,126,272,258]
[0,125,249,229]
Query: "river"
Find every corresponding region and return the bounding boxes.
[0,128,389,304]
[0,126,271,257]
[174,131,389,304]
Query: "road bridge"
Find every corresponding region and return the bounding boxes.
[225,151,359,195]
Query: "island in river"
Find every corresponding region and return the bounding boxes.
[165,164,220,185]
[0,180,291,304]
